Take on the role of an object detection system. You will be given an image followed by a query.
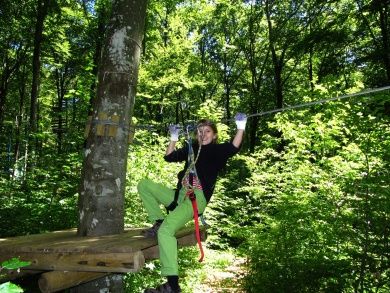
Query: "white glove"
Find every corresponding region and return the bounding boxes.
[235,113,247,130]
[168,124,180,141]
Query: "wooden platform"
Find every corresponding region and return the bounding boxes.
[0,226,206,292]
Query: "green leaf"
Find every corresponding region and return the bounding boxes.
[1,258,31,270]
[0,282,24,293]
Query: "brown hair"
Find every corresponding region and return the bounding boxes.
[196,119,218,143]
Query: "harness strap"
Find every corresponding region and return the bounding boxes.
[166,188,180,212]
[186,188,204,262]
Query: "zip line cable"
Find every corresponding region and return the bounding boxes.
[160,85,390,129]
[225,85,390,122]
[178,85,390,130]
[87,85,390,136]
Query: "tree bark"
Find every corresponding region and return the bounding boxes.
[0,50,24,132]
[0,87,7,130]
[378,1,390,83]
[13,66,27,178]
[88,2,110,115]
[266,5,284,109]
[78,0,148,236]
[29,0,50,134]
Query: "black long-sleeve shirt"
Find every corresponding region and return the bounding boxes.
[164,142,239,202]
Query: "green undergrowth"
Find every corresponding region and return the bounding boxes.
[124,246,244,293]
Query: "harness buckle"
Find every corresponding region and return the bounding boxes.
[186,189,196,201]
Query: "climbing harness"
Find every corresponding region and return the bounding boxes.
[166,123,203,209]
[166,123,201,212]
[184,125,204,262]
[166,123,205,262]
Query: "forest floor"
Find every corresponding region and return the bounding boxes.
[192,249,246,293]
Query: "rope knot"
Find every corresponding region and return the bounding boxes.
[186,188,196,201]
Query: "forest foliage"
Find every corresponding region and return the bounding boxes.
[0,0,389,292]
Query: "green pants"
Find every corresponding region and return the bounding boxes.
[137,178,207,276]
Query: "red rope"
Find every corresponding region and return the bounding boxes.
[187,190,204,262]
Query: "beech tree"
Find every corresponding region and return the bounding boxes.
[75,0,148,290]
[78,0,148,236]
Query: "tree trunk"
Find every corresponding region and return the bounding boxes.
[13,67,27,178]
[273,59,284,109]
[78,0,148,236]
[76,1,147,290]
[0,87,7,130]
[0,66,10,130]
[308,45,314,91]
[30,0,50,134]
[88,2,109,116]
[249,114,259,153]
[265,0,284,109]
[69,275,125,293]
[378,1,390,83]
[0,52,23,132]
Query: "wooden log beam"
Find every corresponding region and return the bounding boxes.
[5,251,145,273]
[38,271,109,293]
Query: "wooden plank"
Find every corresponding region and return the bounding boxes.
[0,226,203,253]
[31,234,128,253]
[0,227,206,253]
[0,226,206,272]
[38,271,108,293]
[0,227,202,249]
[0,251,144,273]
[35,228,207,292]
[0,229,141,253]
[72,230,147,253]
[0,226,207,293]
[0,229,77,250]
